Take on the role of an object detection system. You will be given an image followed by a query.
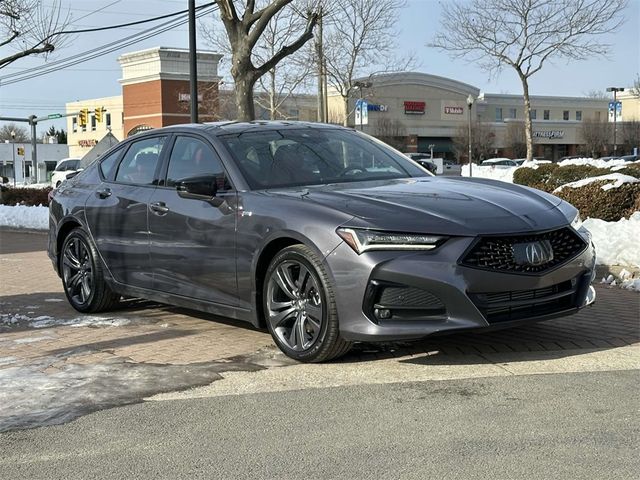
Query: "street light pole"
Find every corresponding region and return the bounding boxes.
[606,87,624,155]
[10,130,16,187]
[188,0,198,124]
[467,95,474,177]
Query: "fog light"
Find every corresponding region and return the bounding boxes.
[374,308,392,320]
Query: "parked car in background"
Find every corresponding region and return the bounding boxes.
[620,155,638,162]
[48,122,596,362]
[403,153,437,174]
[481,158,519,167]
[50,158,82,188]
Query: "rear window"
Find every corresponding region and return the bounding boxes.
[55,160,80,171]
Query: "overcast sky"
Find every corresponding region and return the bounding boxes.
[1,0,638,133]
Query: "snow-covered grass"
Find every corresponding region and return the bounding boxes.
[553,173,639,193]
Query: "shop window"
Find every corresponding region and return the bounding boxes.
[509,108,517,119]
[563,110,569,120]
[544,110,550,120]
[576,111,582,121]
[530,109,537,120]
[495,108,503,121]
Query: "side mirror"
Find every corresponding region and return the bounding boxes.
[176,175,225,206]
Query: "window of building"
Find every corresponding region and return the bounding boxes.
[495,108,503,121]
[72,117,77,133]
[530,109,537,120]
[106,113,112,128]
[596,111,601,121]
[288,108,300,120]
[563,110,569,121]
[544,110,550,120]
[576,111,582,121]
[508,108,517,119]
[91,114,96,131]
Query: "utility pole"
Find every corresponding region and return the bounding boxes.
[188,0,198,123]
[316,6,325,123]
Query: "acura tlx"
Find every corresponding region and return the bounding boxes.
[48,122,596,362]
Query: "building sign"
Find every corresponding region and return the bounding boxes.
[404,101,425,115]
[367,104,388,112]
[79,139,98,147]
[355,99,369,125]
[444,106,464,114]
[178,93,204,102]
[608,101,622,122]
[533,130,565,139]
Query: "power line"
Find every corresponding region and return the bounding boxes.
[1,5,218,86]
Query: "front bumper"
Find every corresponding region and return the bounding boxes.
[324,233,596,342]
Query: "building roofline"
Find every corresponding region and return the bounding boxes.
[354,71,480,97]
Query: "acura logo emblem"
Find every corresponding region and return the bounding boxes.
[512,240,554,266]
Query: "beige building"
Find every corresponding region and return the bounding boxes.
[327,72,611,160]
[618,89,640,121]
[66,95,124,158]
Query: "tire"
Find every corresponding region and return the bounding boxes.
[263,245,352,363]
[60,227,120,313]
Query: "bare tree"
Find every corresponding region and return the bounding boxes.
[580,118,611,158]
[620,120,640,154]
[630,74,640,98]
[452,121,495,164]
[0,0,70,69]
[213,0,318,121]
[203,1,314,120]
[0,123,29,142]
[374,118,407,151]
[583,89,609,100]
[322,0,412,126]
[432,0,627,162]
[505,121,527,158]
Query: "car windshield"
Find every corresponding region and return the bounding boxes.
[220,128,423,189]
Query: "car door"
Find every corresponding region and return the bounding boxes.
[148,134,238,305]
[84,135,167,289]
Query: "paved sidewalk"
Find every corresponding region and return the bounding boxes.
[1,229,638,370]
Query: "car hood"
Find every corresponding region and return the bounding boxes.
[269,177,568,236]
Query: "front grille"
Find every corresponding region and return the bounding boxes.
[460,227,587,274]
[469,279,577,323]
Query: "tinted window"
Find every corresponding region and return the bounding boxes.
[115,136,166,185]
[220,129,419,189]
[166,136,227,188]
[99,149,123,181]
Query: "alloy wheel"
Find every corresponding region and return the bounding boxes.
[266,260,324,352]
[62,236,93,306]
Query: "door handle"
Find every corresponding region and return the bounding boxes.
[96,188,111,199]
[149,202,170,215]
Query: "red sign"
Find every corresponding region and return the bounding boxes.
[404,101,425,115]
[79,139,98,147]
[444,106,464,114]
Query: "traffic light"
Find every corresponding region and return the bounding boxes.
[95,106,105,123]
[78,108,89,127]
[16,147,25,156]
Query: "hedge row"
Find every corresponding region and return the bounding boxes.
[513,163,640,221]
[0,186,52,206]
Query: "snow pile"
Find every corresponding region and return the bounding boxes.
[585,212,640,267]
[0,204,48,230]
[460,164,518,183]
[600,271,640,292]
[553,173,639,193]
[8,182,52,189]
[557,157,631,169]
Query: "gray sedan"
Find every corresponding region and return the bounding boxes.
[48,122,596,362]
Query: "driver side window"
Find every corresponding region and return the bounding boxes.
[166,136,228,189]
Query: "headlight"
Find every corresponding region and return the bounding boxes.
[570,213,583,230]
[336,228,447,254]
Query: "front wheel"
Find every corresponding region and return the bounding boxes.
[61,227,120,313]
[263,245,351,362]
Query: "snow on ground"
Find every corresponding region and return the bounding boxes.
[553,173,639,193]
[585,212,640,268]
[0,312,131,328]
[0,204,48,229]
[557,157,636,169]
[460,164,518,183]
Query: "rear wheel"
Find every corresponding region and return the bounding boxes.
[263,245,351,362]
[61,227,119,313]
